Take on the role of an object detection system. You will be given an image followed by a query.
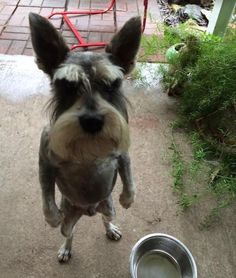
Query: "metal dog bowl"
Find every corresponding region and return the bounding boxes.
[130,233,197,278]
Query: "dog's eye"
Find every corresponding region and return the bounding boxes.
[54,78,80,96]
[109,78,122,91]
[112,78,122,88]
[100,78,122,93]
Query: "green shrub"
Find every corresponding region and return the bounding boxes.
[141,24,236,223]
[180,38,236,120]
[150,25,236,126]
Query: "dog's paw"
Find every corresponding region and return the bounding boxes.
[57,244,72,263]
[44,207,62,228]
[119,191,135,209]
[106,223,122,241]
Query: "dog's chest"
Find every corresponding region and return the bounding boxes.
[55,156,118,206]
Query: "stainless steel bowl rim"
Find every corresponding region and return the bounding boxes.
[129,233,197,278]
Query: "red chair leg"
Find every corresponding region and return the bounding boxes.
[48,0,149,50]
[48,0,116,50]
[48,0,116,18]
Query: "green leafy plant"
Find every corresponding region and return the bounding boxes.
[180,39,236,121]
[171,128,236,225]
[141,24,236,226]
[170,130,202,211]
[151,25,236,123]
[170,141,184,191]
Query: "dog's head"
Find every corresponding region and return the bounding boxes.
[29,13,141,161]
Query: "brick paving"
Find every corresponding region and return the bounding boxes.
[0,0,162,56]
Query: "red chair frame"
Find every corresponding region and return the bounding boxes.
[48,0,148,50]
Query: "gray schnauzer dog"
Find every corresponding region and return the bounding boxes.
[29,13,141,262]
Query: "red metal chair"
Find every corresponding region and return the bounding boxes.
[48,0,148,50]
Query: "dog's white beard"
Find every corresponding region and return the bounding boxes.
[48,107,130,162]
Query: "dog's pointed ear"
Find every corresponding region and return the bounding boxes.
[105,17,142,74]
[29,12,69,76]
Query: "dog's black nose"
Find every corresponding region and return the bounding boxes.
[79,114,104,134]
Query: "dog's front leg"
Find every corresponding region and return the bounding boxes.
[118,153,136,209]
[39,157,62,227]
[39,128,62,227]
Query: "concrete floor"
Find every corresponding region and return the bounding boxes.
[0,55,235,278]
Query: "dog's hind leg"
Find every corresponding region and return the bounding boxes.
[103,215,122,241]
[97,196,122,241]
[57,197,82,262]
[57,233,74,263]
